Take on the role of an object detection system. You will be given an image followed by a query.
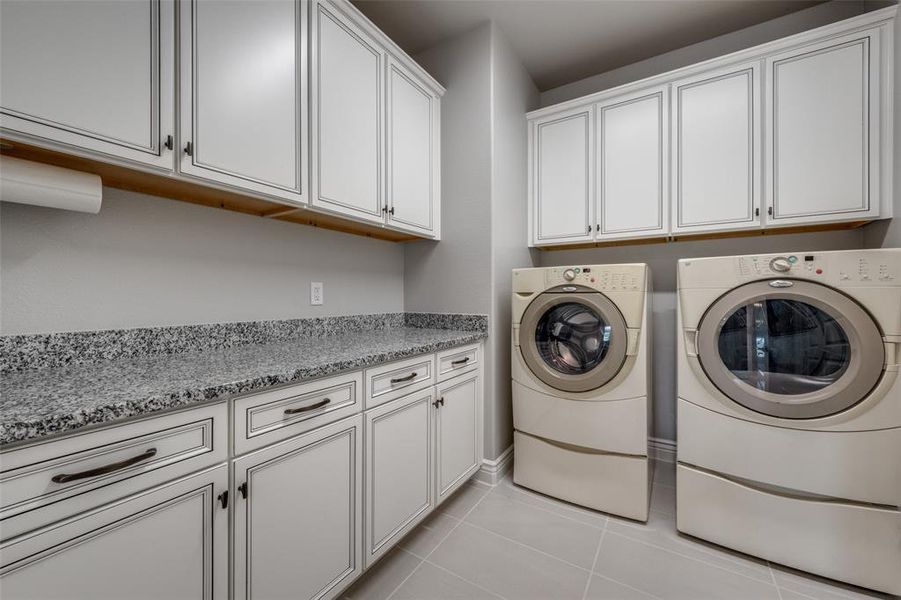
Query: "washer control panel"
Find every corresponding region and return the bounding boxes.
[544,266,642,290]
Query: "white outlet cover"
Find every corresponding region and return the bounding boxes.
[310,282,323,305]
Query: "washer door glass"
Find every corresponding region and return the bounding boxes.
[519,289,631,393]
[535,302,612,375]
[697,280,884,419]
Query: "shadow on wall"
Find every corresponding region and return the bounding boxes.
[537,228,866,443]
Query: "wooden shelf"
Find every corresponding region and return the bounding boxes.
[0,139,420,243]
[537,220,871,251]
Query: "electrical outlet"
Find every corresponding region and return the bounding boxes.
[310,282,324,305]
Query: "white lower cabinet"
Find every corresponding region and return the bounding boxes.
[435,372,482,503]
[232,415,363,600]
[0,464,228,600]
[364,389,434,566]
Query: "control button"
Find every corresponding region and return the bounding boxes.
[769,257,792,272]
[815,268,823,275]
[788,256,798,263]
[563,268,576,281]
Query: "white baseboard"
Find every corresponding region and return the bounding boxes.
[474,444,513,485]
[649,437,676,463]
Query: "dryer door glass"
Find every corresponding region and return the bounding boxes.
[718,299,850,395]
[697,280,884,419]
[535,302,611,375]
[519,289,631,393]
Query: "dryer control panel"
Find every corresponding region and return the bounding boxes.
[734,252,898,285]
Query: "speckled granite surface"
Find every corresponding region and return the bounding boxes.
[0,313,488,374]
[0,326,487,446]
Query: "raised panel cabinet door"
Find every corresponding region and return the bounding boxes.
[596,86,668,240]
[386,57,440,238]
[178,0,307,203]
[364,389,433,566]
[0,464,228,600]
[766,30,881,225]
[312,0,384,223]
[0,0,174,170]
[671,61,762,234]
[232,415,362,600]
[530,106,594,245]
[435,373,481,503]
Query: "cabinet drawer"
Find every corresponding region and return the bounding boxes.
[232,371,362,455]
[0,401,226,541]
[436,344,480,382]
[365,354,435,409]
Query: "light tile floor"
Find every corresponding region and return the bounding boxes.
[344,461,894,600]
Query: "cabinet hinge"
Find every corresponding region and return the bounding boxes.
[218,490,229,509]
[164,135,173,151]
[238,482,248,499]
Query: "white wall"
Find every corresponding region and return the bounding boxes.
[403,24,493,316]
[487,24,539,460]
[540,1,868,107]
[1,188,405,334]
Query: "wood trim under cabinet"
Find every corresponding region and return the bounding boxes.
[0,139,418,242]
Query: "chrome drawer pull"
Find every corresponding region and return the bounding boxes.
[51,448,158,484]
[390,372,418,384]
[284,398,331,415]
[450,357,470,366]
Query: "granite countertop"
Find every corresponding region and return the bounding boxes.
[0,327,486,447]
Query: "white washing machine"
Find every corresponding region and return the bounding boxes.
[676,249,901,595]
[512,264,652,521]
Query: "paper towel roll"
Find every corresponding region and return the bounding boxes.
[0,155,102,213]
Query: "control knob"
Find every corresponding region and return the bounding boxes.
[769,257,792,273]
[563,268,577,281]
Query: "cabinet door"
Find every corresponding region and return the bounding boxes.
[364,389,433,566]
[178,0,307,203]
[0,0,174,170]
[596,87,668,240]
[312,0,385,224]
[232,415,362,600]
[671,62,762,234]
[0,465,227,600]
[766,30,882,225]
[435,372,481,503]
[386,57,440,238]
[530,106,594,245]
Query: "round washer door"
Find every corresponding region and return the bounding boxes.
[697,279,884,419]
[520,287,629,393]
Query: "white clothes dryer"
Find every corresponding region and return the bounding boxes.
[676,249,901,595]
[512,264,652,521]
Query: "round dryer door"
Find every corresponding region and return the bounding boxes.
[520,286,629,393]
[697,279,885,419]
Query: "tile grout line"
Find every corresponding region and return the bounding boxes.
[768,560,786,600]
[602,529,779,587]
[580,519,607,600]
[386,484,494,600]
[420,558,509,600]
[492,479,609,530]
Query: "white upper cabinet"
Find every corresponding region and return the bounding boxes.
[671,61,761,234]
[178,0,307,203]
[595,86,668,240]
[530,106,595,245]
[386,57,441,238]
[766,30,882,226]
[0,0,174,170]
[312,0,385,223]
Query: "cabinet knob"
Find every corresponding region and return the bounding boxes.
[164,135,173,151]
[184,141,193,156]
